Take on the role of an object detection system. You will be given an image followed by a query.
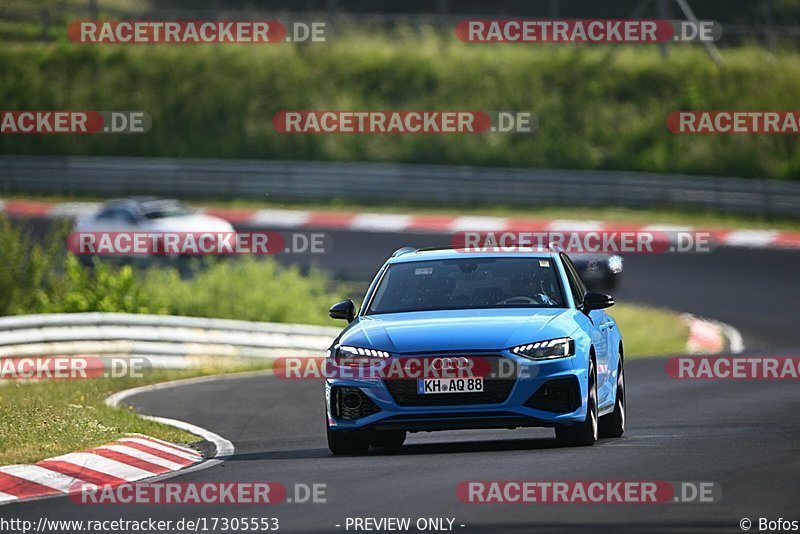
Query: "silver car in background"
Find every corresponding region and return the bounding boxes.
[73,197,234,262]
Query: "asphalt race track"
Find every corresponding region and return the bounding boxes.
[5,227,800,533]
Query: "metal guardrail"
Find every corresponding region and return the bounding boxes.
[2,155,799,218]
[0,313,338,366]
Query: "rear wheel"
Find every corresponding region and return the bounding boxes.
[599,358,625,438]
[555,358,598,447]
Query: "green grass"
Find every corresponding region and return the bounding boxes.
[612,304,690,358]
[1,37,799,179]
[0,360,271,465]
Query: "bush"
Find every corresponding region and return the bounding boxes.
[0,218,67,315]
[140,258,338,324]
[0,217,341,324]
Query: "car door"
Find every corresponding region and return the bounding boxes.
[561,254,611,405]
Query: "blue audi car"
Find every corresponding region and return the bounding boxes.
[324,247,625,454]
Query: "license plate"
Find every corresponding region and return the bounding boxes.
[417,377,484,395]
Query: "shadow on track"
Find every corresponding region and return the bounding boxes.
[227,436,565,461]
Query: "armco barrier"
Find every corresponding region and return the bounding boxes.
[1,156,799,218]
[0,313,339,367]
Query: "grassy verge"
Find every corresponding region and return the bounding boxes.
[1,38,799,179]
[612,304,689,358]
[0,360,272,466]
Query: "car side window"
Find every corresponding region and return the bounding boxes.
[96,208,114,221]
[97,208,137,224]
[560,254,587,307]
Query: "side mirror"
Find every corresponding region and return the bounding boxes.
[329,300,356,323]
[582,292,614,312]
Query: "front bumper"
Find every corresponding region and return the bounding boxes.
[326,352,588,433]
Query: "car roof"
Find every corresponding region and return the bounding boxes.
[100,197,182,211]
[386,247,558,264]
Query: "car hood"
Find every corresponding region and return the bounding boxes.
[340,308,578,353]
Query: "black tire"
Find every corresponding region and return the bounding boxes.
[370,430,406,448]
[327,425,371,455]
[599,358,625,438]
[555,358,598,447]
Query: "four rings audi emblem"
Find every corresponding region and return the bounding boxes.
[430,357,472,370]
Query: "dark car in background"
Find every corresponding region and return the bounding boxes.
[570,253,624,290]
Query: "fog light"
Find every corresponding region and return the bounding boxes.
[342,391,363,410]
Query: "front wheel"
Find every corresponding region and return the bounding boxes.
[327,425,371,455]
[599,359,625,438]
[555,359,598,447]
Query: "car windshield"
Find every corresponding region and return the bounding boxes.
[367,257,565,314]
[140,200,190,219]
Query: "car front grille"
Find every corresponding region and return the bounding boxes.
[383,355,516,407]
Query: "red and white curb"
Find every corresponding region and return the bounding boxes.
[2,199,799,250]
[0,434,202,505]
[683,314,745,355]
[0,373,241,506]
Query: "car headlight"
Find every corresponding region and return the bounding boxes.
[511,337,575,360]
[333,345,391,366]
